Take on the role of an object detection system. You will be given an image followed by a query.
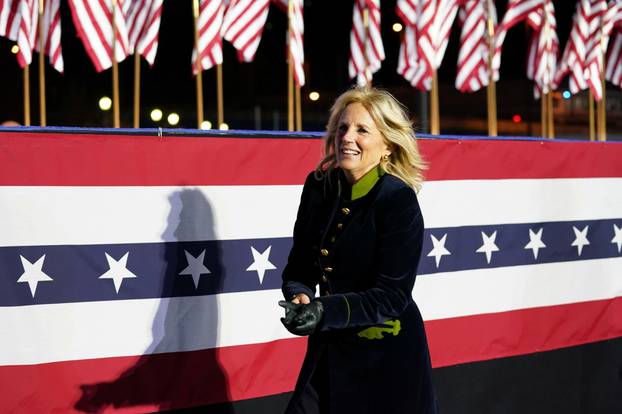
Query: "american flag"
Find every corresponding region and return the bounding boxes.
[125,0,163,66]
[67,0,130,72]
[604,1,622,91]
[0,0,63,72]
[397,0,459,91]
[273,0,305,87]
[192,0,228,73]
[525,0,558,98]
[455,0,498,93]
[349,0,384,87]
[583,0,608,100]
[221,0,270,63]
[553,0,591,95]
[1,129,621,412]
[493,0,558,98]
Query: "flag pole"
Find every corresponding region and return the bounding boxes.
[23,66,31,126]
[133,53,140,128]
[192,0,204,128]
[38,0,46,126]
[287,0,294,131]
[486,0,497,136]
[295,84,302,131]
[588,90,595,141]
[111,0,120,128]
[547,91,554,138]
[597,34,607,141]
[217,63,224,127]
[540,94,546,138]
[431,70,439,134]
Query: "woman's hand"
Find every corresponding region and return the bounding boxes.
[291,293,311,304]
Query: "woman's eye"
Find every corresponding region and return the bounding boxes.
[358,128,368,134]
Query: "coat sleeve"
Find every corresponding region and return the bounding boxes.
[281,172,320,301]
[316,185,424,330]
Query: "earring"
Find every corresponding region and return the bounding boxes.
[382,154,390,162]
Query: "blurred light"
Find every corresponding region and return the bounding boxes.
[200,120,212,130]
[167,113,180,126]
[392,23,403,33]
[309,91,320,101]
[11,45,19,54]
[512,114,522,123]
[562,90,571,100]
[219,122,229,130]
[150,109,163,122]
[98,96,112,111]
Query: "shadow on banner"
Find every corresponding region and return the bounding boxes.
[74,189,234,413]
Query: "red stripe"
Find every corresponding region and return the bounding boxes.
[1,297,620,412]
[427,296,622,368]
[0,338,307,413]
[1,132,622,185]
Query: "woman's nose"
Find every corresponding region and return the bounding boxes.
[342,129,355,142]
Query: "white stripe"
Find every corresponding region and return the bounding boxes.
[419,178,622,227]
[0,185,303,247]
[415,257,622,321]
[1,178,621,247]
[0,289,292,365]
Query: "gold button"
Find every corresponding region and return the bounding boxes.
[324,267,333,272]
[336,223,343,230]
[341,207,350,215]
[321,274,328,282]
[320,248,329,256]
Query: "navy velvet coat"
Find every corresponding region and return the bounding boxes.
[282,170,438,414]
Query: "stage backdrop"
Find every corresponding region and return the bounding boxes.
[0,128,621,414]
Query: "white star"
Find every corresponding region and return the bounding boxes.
[246,246,276,284]
[612,224,622,254]
[99,252,137,293]
[427,234,451,268]
[179,249,211,289]
[524,228,546,260]
[476,230,499,264]
[17,255,53,298]
[571,225,590,256]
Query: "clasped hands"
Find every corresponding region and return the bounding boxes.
[278,297,324,336]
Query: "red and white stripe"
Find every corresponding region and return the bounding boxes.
[125,0,162,66]
[349,0,384,87]
[553,0,591,94]
[192,0,227,73]
[604,2,622,90]
[67,0,130,72]
[525,0,558,98]
[0,0,20,40]
[455,0,497,93]
[0,0,62,72]
[273,0,304,87]
[583,0,608,100]
[397,0,430,90]
[397,0,459,91]
[493,0,543,76]
[222,0,270,63]
[493,0,558,98]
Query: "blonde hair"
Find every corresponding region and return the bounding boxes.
[316,87,427,192]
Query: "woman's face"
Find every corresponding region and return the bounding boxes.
[334,102,390,183]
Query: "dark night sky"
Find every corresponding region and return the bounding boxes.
[0,1,578,131]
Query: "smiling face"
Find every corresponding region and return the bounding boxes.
[334,102,390,183]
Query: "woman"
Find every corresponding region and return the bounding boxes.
[279,87,437,414]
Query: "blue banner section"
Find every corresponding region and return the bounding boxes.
[1,218,621,307]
